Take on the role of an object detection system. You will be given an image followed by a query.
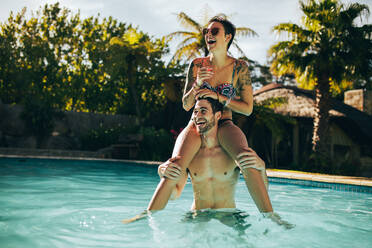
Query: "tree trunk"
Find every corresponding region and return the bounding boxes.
[127,57,142,118]
[312,73,331,156]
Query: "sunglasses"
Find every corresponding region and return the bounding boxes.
[202,27,220,36]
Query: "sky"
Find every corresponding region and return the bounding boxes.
[1,0,371,64]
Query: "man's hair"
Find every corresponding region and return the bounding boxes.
[199,97,224,114]
[208,14,236,50]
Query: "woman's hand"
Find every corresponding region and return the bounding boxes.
[194,88,219,101]
[158,156,182,180]
[196,67,213,86]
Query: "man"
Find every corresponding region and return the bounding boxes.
[124,98,292,228]
[154,97,270,211]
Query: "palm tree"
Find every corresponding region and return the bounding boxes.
[166,10,258,62]
[109,28,161,118]
[269,0,371,157]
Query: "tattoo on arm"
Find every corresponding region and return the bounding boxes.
[236,60,252,93]
[183,59,202,108]
[185,62,195,92]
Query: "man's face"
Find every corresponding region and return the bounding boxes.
[192,100,218,134]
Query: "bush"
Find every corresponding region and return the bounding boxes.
[138,127,174,161]
[21,101,64,148]
[80,124,133,151]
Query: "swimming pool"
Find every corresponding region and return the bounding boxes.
[0,157,371,248]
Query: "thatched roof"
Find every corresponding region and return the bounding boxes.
[253,83,372,140]
[253,83,345,118]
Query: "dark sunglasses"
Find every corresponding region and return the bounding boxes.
[202,27,219,36]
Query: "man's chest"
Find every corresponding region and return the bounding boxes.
[188,147,238,182]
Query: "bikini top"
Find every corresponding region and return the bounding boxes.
[200,61,237,99]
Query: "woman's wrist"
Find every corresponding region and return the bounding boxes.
[192,82,200,89]
[192,83,200,95]
[219,94,226,104]
[216,92,220,102]
[224,98,231,107]
[220,95,231,107]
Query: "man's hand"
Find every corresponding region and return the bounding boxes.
[263,212,295,229]
[158,156,182,180]
[237,148,268,189]
[122,210,152,224]
[237,148,265,171]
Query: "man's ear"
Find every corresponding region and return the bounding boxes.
[215,111,222,121]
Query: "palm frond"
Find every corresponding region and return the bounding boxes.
[175,36,199,50]
[272,23,312,40]
[171,42,202,62]
[176,12,202,32]
[165,31,198,42]
[340,3,370,24]
[236,27,258,37]
[231,41,246,57]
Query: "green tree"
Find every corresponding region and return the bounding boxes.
[108,28,171,119]
[269,0,371,156]
[73,15,128,113]
[0,3,181,148]
[0,4,82,146]
[166,11,257,62]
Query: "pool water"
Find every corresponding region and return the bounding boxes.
[0,158,371,248]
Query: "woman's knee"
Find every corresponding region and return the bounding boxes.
[218,121,247,142]
[176,121,200,143]
[217,121,249,155]
[172,121,201,158]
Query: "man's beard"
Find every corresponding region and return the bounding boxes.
[197,117,216,134]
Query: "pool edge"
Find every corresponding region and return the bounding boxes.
[1,154,371,189]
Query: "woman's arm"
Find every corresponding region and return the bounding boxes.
[218,60,253,116]
[182,60,198,111]
[182,58,213,111]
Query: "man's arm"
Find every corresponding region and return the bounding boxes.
[157,157,188,200]
[237,149,294,229]
[237,148,268,189]
[122,158,187,224]
[237,148,273,213]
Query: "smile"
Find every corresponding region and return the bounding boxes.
[207,39,216,45]
[195,119,207,125]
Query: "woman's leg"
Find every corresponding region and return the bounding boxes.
[147,121,201,210]
[217,120,249,159]
[217,121,273,213]
[171,120,201,162]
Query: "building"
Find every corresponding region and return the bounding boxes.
[250,83,372,176]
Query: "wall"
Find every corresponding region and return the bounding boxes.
[0,102,137,150]
[344,89,372,115]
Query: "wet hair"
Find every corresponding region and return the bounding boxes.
[198,97,224,114]
[208,14,236,50]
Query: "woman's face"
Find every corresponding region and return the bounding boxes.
[204,21,230,52]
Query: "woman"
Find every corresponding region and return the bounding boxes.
[172,15,257,174]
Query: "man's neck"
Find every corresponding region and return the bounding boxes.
[200,127,219,149]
